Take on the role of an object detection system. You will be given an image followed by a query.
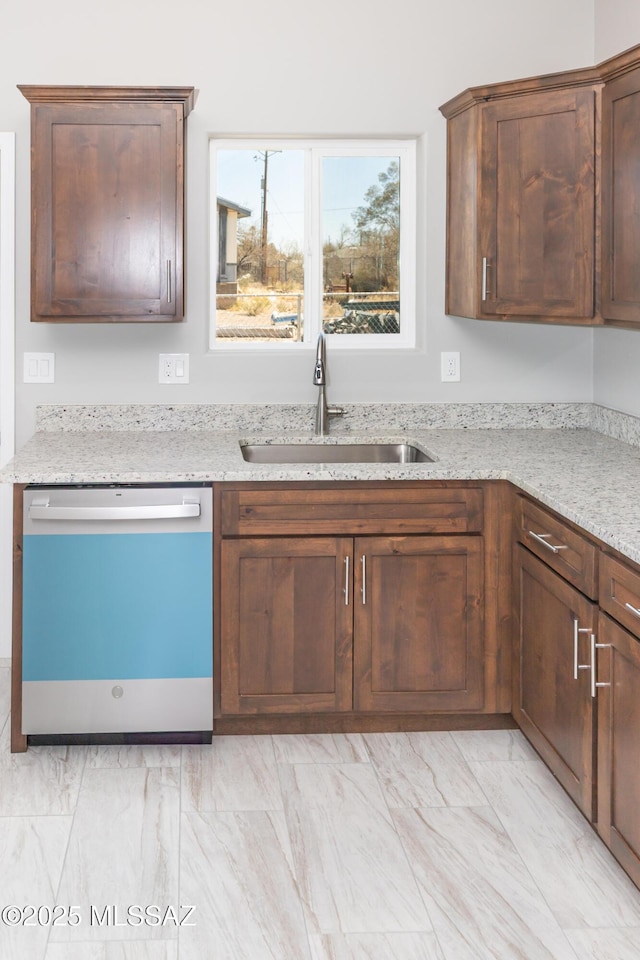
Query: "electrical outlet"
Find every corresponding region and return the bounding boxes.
[159,353,189,384]
[441,351,460,382]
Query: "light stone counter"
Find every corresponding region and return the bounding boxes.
[3,402,640,564]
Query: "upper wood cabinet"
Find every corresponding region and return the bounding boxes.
[440,43,640,328]
[601,63,640,325]
[19,85,194,323]
[441,84,597,323]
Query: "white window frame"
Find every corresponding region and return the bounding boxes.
[208,137,416,351]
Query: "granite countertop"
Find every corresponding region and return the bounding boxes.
[3,402,640,564]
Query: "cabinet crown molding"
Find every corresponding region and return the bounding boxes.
[17,85,195,116]
[439,41,640,118]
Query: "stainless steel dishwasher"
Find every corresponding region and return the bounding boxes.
[21,484,213,740]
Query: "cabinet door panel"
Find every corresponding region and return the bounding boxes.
[220,538,352,714]
[597,613,640,886]
[513,545,596,818]
[480,89,595,318]
[602,67,640,322]
[31,101,182,322]
[354,536,484,712]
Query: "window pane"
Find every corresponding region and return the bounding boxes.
[215,149,305,343]
[322,156,400,336]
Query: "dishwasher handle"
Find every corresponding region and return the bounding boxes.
[28,499,201,522]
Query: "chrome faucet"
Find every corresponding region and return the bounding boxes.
[313,332,344,436]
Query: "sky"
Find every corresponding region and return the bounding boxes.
[215,147,397,250]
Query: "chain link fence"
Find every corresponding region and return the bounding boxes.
[215,292,399,341]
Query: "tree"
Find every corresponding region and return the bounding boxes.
[351,162,400,291]
[352,161,400,236]
[236,223,262,277]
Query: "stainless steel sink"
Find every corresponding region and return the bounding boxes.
[240,442,433,464]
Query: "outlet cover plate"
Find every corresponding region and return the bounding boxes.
[441,351,460,382]
[159,353,190,384]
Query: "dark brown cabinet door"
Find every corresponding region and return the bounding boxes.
[479,89,595,319]
[220,538,353,715]
[353,536,484,712]
[513,545,597,818]
[602,66,640,324]
[597,613,640,886]
[20,87,192,323]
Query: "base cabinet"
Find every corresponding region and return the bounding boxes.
[513,545,597,819]
[597,616,640,889]
[220,537,353,715]
[216,483,492,721]
[354,536,484,712]
[513,498,640,892]
[220,533,484,717]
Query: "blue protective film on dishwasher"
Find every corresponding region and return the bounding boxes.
[22,532,213,681]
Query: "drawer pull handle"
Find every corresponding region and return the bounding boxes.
[167,260,172,303]
[344,556,350,606]
[590,633,612,699]
[624,601,640,618]
[572,618,591,680]
[528,530,568,554]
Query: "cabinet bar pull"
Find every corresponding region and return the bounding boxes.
[361,555,367,605]
[481,257,489,301]
[625,601,640,618]
[528,530,568,554]
[573,618,591,680]
[590,633,612,699]
[344,556,350,606]
[167,260,172,303]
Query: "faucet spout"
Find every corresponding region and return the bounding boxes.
[313,332,344,436]
[313,332,326,385]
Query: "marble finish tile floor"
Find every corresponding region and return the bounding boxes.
[1,679,639,959]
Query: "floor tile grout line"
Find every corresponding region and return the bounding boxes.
[44,745,87,960]
[466,756,616,949]
[364,731,445,946]
[177,744,185,956]
[363,731,581,960]
[273,747,317,959]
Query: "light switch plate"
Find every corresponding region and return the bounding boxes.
[159,353,190,384]
[24,352,55,383]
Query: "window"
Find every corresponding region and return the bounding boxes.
[209,138,416,349]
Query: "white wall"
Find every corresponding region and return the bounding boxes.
[593,0,640,416]
[0,134,16,665]
[0,0,598,447]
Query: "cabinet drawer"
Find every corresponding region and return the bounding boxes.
[600,553,640,639]
[515,496,597,598]
[219,484,483,536]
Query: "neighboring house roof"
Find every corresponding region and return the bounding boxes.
[217,197,251,218]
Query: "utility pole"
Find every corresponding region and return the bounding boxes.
[255,150,280,286]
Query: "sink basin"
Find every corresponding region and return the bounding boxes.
[240,442,433,464]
